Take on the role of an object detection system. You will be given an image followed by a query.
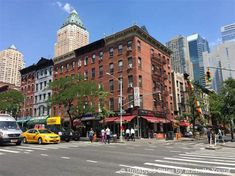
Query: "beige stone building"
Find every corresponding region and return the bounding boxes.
[54,10,89,57]
[0,45,25,86]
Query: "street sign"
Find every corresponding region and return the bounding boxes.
[134,87,140,106]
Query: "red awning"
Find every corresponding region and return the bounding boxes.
[142,116,167,123]
[115,115,136,123]
[99,117,118,124]
[179,121,191,127]
[73,119,82,126]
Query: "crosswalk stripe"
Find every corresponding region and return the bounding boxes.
[0,148,20,153]
[179,156,235,163]
[16,146,47,150]
[180,153,235,160]
[144,162,233,175]
[163,157,235,166]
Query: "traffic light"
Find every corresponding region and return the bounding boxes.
[206,68,212,82]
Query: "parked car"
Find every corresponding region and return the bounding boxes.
[0,114,23,145]
[22,128,60,144]
[70,129,80,141]
[47,126,71,142]
[184,131,193,137]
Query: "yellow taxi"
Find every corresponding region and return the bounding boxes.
[22,128,60,144]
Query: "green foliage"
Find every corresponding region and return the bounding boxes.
[0,90,24,117]
[49,75,109,127]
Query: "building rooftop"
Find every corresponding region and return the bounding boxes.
[61,10,86,30]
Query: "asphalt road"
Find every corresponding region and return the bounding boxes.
[0,140,234,176]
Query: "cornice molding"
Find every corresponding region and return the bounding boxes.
[53,51,75,65]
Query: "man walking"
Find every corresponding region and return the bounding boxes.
[131,128,135,141]
[101,128,105,143]
[88,128,94,143]
[106,127,111,144]
[126,128,130,141]
[207,128,211,144]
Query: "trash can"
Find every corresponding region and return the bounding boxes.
[166,131,174,140]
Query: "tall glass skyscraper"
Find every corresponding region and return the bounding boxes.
[221,23,235,42]
[187,34,210,87]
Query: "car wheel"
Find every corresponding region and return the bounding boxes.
[65,138,70,142]
[16,141,22,145]
[23,137,27,144]
[38,138,43,145]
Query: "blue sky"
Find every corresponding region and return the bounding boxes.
[0,0,234,66]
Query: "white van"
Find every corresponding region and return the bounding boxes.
[0,114,23,145]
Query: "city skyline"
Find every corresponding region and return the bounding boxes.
[0,0,234,66]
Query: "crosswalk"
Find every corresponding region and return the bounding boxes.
[0,141,101,155]
[116,148,235,176]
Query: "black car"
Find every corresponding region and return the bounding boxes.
[70,129,80,141]
[47,126,71,142]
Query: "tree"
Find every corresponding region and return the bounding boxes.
[0,90,24,118]
[49,76,109,129]
[220,78,235,140]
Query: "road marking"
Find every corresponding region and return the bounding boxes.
[180,153,235,160]
[144,148,154,151]
[144,162,232,175]
[0,148,20,153]
[126,147,135,149]
[17,146,47,150]
[169,150,181,153]
[40,154,48,156]
[60,156,70,159]
[86,160,98,163]
[164,157,235,166]
[179,156,235,163]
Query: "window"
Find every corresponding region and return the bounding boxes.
[66,63,70,71]
[36,84,38,91]
[128,75,133,87]
[49,67,52,75]
[99,51,103,60]
[40,82,43,90]
[78,59,82,67]
[127,41,132,50]
[118,44,123,54]
[138,75,142,87]
[138,57,142,68]
[109,80,114,92]
[128,95,134,108]
[84,56,88,66]
[35,96,37,103]
[150,48,154,56]
[137,40,141,52]
[109,98,114,111]
[118,60,123,71]
[49,79,51,84]
[43,94,46,100]
[44,81,46,87]
[109,63,114,74]
[91,54,96,63]
[128,57,133,68]
[48,93,51,99]
[84,71,88,80]
[60,65,63,73]
[41,70,43,76]
[39,95,42,100]
[44,69,47,75]
[99,65,103,77]
[92,68,95,79]
[109,47,113,57]
[72,61,75,69]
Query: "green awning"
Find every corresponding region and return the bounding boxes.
[27,116,49,126]
[16,116,32,123]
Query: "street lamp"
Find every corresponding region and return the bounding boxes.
[106,72,123,142]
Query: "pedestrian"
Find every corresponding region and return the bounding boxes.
[106,127,111,144]
[126,128,130,141]
[131,127,135,141]
[218,128,225,143]
[207,128,211,144]
[88,128,94,143]
[101,128,105,143]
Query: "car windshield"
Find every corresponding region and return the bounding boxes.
[0,121,18,129]
[38,129,52,134]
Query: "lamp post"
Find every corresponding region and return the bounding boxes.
[106,73,123,142]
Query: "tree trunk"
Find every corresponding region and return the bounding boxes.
[230,119,234,141]
[66,102,73,129]
[192,106,196,138]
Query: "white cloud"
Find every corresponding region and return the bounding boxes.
[56,1,62,7]
[55,1,74,14]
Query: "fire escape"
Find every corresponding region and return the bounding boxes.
[151,53,169,117]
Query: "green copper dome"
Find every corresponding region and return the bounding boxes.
[61,10,86,29]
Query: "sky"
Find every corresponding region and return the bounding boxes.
[0,0,234,67]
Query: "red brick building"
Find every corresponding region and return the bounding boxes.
[53,25,174,137]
